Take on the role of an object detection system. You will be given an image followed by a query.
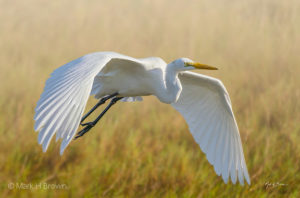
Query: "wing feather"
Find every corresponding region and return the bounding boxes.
[222,126,230,183]
[215,118,228,176]
[207,114,222,165]
[172,71,250,185]
[34,52,146,154]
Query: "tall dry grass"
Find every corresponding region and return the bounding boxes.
[0,0,299,197]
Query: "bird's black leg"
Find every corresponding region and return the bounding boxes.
[80,92,118,125]
[75,97,123,139]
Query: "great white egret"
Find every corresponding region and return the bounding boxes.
[34,51,250,185]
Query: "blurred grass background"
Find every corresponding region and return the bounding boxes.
[0,0,299,197]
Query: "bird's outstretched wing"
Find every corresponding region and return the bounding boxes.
[34,52,144,154]
[171,71,250,185]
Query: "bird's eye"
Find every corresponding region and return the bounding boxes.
[184,62,190,67]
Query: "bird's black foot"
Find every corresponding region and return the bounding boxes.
[74,96,123,140]
[80,122,95,127]
[74,122,95,139]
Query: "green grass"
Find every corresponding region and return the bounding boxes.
[0,0,299,197]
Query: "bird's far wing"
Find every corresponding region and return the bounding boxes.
[34,52,143,155]
[171,71,250,185]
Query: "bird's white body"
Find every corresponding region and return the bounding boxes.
[89,52,182,104]
[34,51,251,185]
[91,54,166,100]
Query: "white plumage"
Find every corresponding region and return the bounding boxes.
[34,51,250,185]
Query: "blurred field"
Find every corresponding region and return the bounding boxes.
[0,0,299,197]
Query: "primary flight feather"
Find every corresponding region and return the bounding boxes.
[34,51,250,185]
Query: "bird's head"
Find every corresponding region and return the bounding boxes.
[170,58,218,71]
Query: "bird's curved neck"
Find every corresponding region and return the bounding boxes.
[159,65,182,104]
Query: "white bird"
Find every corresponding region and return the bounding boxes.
[34,51,250,185]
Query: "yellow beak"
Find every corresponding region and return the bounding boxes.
[185,62,218,70]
